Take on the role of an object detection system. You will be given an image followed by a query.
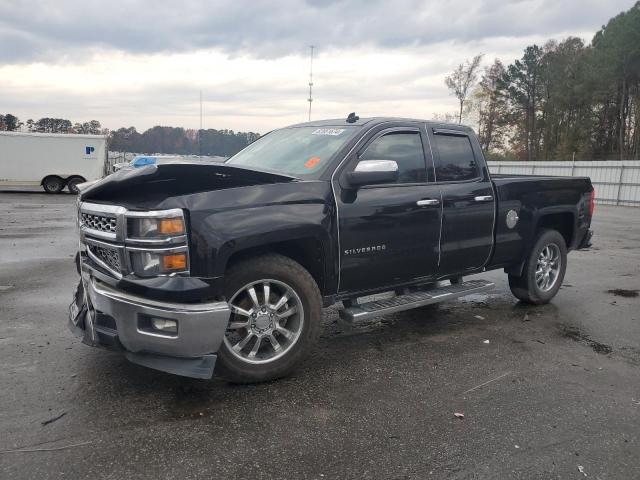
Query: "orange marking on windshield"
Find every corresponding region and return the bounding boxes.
[304,156,321,169]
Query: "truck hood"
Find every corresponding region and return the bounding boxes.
[81,162,296,205]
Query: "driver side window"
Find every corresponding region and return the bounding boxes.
[359,132,427,184]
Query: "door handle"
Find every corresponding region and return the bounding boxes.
[474,195,494,202]
[417,199,440,206]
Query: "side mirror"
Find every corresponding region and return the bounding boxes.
[346,160,398,187]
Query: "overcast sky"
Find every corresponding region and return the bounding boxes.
[0,0,633,133]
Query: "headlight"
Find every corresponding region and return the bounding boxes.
[128,215,185,239]
[125,208,189,277]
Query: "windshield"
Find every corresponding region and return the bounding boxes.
[226,126,358,178]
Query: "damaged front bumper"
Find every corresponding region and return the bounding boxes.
[68,265,231,379]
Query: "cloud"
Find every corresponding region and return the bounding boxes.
[0,0,633,63]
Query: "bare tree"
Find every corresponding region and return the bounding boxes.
[472,59,508,154]
[445,54,484,124]
[432,111,459,123]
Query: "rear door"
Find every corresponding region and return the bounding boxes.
[431,128,495,275]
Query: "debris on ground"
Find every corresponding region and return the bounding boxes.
[474,315,485,320]
[523,313,530,322]
[462,372,511,394]
[41,411,67,426]
[483,339,490,344]
[607,289,639,298]
[578,465,587,477]
[453,412,464,419]
[0,440,92,454]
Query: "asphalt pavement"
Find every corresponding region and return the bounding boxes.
[1,190,639,479]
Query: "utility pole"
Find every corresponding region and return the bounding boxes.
[199,90,203,157]
[307,45,315,121]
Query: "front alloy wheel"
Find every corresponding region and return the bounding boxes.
[216,254,322,383]
[224,279,305,364]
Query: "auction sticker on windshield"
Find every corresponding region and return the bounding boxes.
[304,156,321,169]
[312,128,345,136]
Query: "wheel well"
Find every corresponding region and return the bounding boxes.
[537,212,574,247]
[66,175,86,183]
[41,175,63,185]
[224,238,326,293]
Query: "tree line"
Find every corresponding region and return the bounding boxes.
[0,115,106,135]
[446,1,640,161]
[0,115,259,158]
[108,126,260,158]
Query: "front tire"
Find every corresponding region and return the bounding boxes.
[216,254,322,383]
[508,229,567,305]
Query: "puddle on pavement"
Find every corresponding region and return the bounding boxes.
[607,289,639,298]
[560,325,613,355]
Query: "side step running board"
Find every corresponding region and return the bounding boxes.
[339,279,495,322]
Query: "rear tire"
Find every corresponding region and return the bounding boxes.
[508,229,567,305]
[42,176,64,194]
[66,176,86,194]
[216,254,322,384]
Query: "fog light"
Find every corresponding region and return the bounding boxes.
[151,318,178,334]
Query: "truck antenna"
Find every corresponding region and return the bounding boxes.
[307,45,315,121]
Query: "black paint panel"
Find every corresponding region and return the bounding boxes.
[337,184,442,292]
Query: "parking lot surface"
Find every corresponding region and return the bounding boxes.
[1,191,639,479]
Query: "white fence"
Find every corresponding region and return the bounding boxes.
[488,160,640,206]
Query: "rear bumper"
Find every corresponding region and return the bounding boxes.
[70,266,231,379]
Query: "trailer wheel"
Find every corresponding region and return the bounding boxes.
[42,176,64,194]
[508,229,567,305]
[66,176,86,194]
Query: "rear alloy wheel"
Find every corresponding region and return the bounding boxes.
[42,176,64,194]
[216,254,322,383]
[534,244,562,292]
[508,229,567,305]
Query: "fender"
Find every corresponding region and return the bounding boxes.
[178,181,338,294]
[505,205,577,277]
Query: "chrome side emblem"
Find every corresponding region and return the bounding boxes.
[343,244,387,256]
[506,209,519,229]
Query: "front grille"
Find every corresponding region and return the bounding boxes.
[89,244,121,273]
[81,213,117,234]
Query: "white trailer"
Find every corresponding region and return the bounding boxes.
[0,131,107,193]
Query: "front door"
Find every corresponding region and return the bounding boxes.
[334,125,442,294]
[431,127,495,275]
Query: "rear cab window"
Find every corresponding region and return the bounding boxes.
[433,132,479,182]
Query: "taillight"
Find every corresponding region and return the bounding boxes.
[588,189,595,217]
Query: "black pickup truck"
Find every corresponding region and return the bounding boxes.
[69,116,594,382]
